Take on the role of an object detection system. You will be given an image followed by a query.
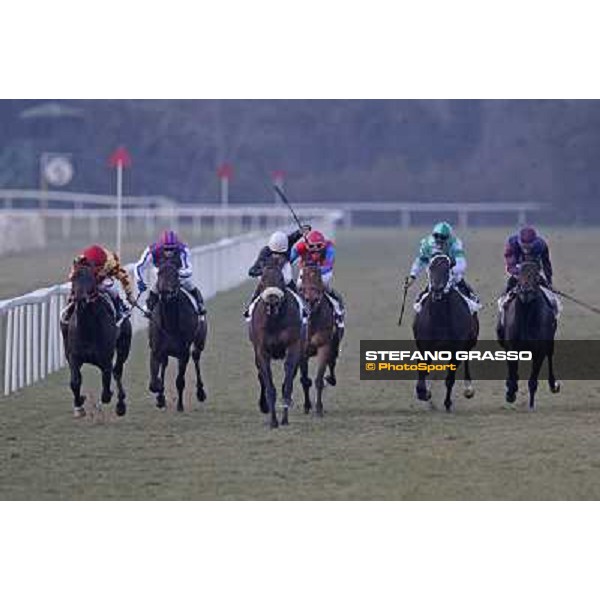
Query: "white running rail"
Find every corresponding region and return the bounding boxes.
[0,213,339,396]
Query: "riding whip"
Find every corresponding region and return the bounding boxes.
[273,185,309,241]
[554,289,600,315]
[398,277,410,327]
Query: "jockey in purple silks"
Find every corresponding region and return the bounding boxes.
[502,225,560,316]
[135,230,206,315]
[504,226,554,293]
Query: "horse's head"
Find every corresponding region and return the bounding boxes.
[428,254,452,301]
[259,263,286,317]
[301,264,324,310]
[516,261,540,303]
[157,256,180,301]
[71,260,97,304]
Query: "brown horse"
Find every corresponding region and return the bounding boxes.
[299,265,342,417]
[249,260,304,428]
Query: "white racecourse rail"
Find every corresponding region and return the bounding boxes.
[0,214,339,396]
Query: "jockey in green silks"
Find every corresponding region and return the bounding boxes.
[406,222,479,308]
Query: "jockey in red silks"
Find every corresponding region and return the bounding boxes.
[64,244,135,323]
[134,230,206,315]
[290,230,345,327]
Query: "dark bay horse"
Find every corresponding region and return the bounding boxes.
[61,262,132,417]
[412,254,479,411]
[249,261,304,428]
[299,264,341,417]
[497,260,560,410]
[148,258,207,412]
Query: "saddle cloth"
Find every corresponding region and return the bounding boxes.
[245,288,307,325]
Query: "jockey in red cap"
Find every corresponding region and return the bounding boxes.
[64,244,135,323]
[291,229,345,327]
[134,230,206,315]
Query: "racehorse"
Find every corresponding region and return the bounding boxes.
[299,264,341,417]
[412,254,479,411]
[148,256,207,412]
[497,260,560,410]
[61,261,132,417]
[248,259,304,428]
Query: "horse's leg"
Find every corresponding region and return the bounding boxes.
[528,353,545,411]
[261,356,278,428]
[314,346,330,417]
[175,351,190,412]
[444,363,458,412]
[281,342,302,426]
[192,345,206,403]
[150,352,167,410]
[70,359,86,417]
[300,355,312,414]
[113,325,131,417]
[325,331,340,387]
[100,363,113,405]
[547,341,561,394]
[463,360,475,398]
[505,359,519,404]
[415,369,430,402]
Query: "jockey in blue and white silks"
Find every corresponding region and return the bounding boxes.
[135,230,206,315]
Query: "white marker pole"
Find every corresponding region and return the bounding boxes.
[116,160,123,257]
[220,175,229,209]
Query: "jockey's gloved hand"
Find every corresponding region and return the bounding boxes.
[126,293,136,306]
[137,280,147,293]
[301,224,311,233]
[405,275,416,288]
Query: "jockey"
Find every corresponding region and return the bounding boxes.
[406,222,479,304]
[66,244,135,322]
[243,226,310,319]
[135,230,206,315]
[504,226,553,293]
[290,229,345,327]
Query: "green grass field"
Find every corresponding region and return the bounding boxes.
[1,227,600,499]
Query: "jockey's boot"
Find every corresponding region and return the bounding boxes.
[504,276,518,296]
[286,283,309,320]
[243,287,261,319]
[191,287,207,316]
[61,296,75,327]
[327,288,346,327]
[114,296,130,322]
[146,290,159,314]
[456,279,479,302]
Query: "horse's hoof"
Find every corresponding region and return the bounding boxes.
[149,382,160,394]
[463,387,475,399]
[270,420,279,429]
[115,403,126,417]
[197,388,206,402]
[444,403,453,413]
[304,404,312,415]
[325,374,337,387]
[176,404,184,413]
[528,405,536,412]
[73,406,86,418]
[281,417,289,426]
[551,381,561,394]
[505,393,516,404]
[259,400,269,414]
[315,408,324,418]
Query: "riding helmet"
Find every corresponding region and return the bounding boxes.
[268,231,289,254]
